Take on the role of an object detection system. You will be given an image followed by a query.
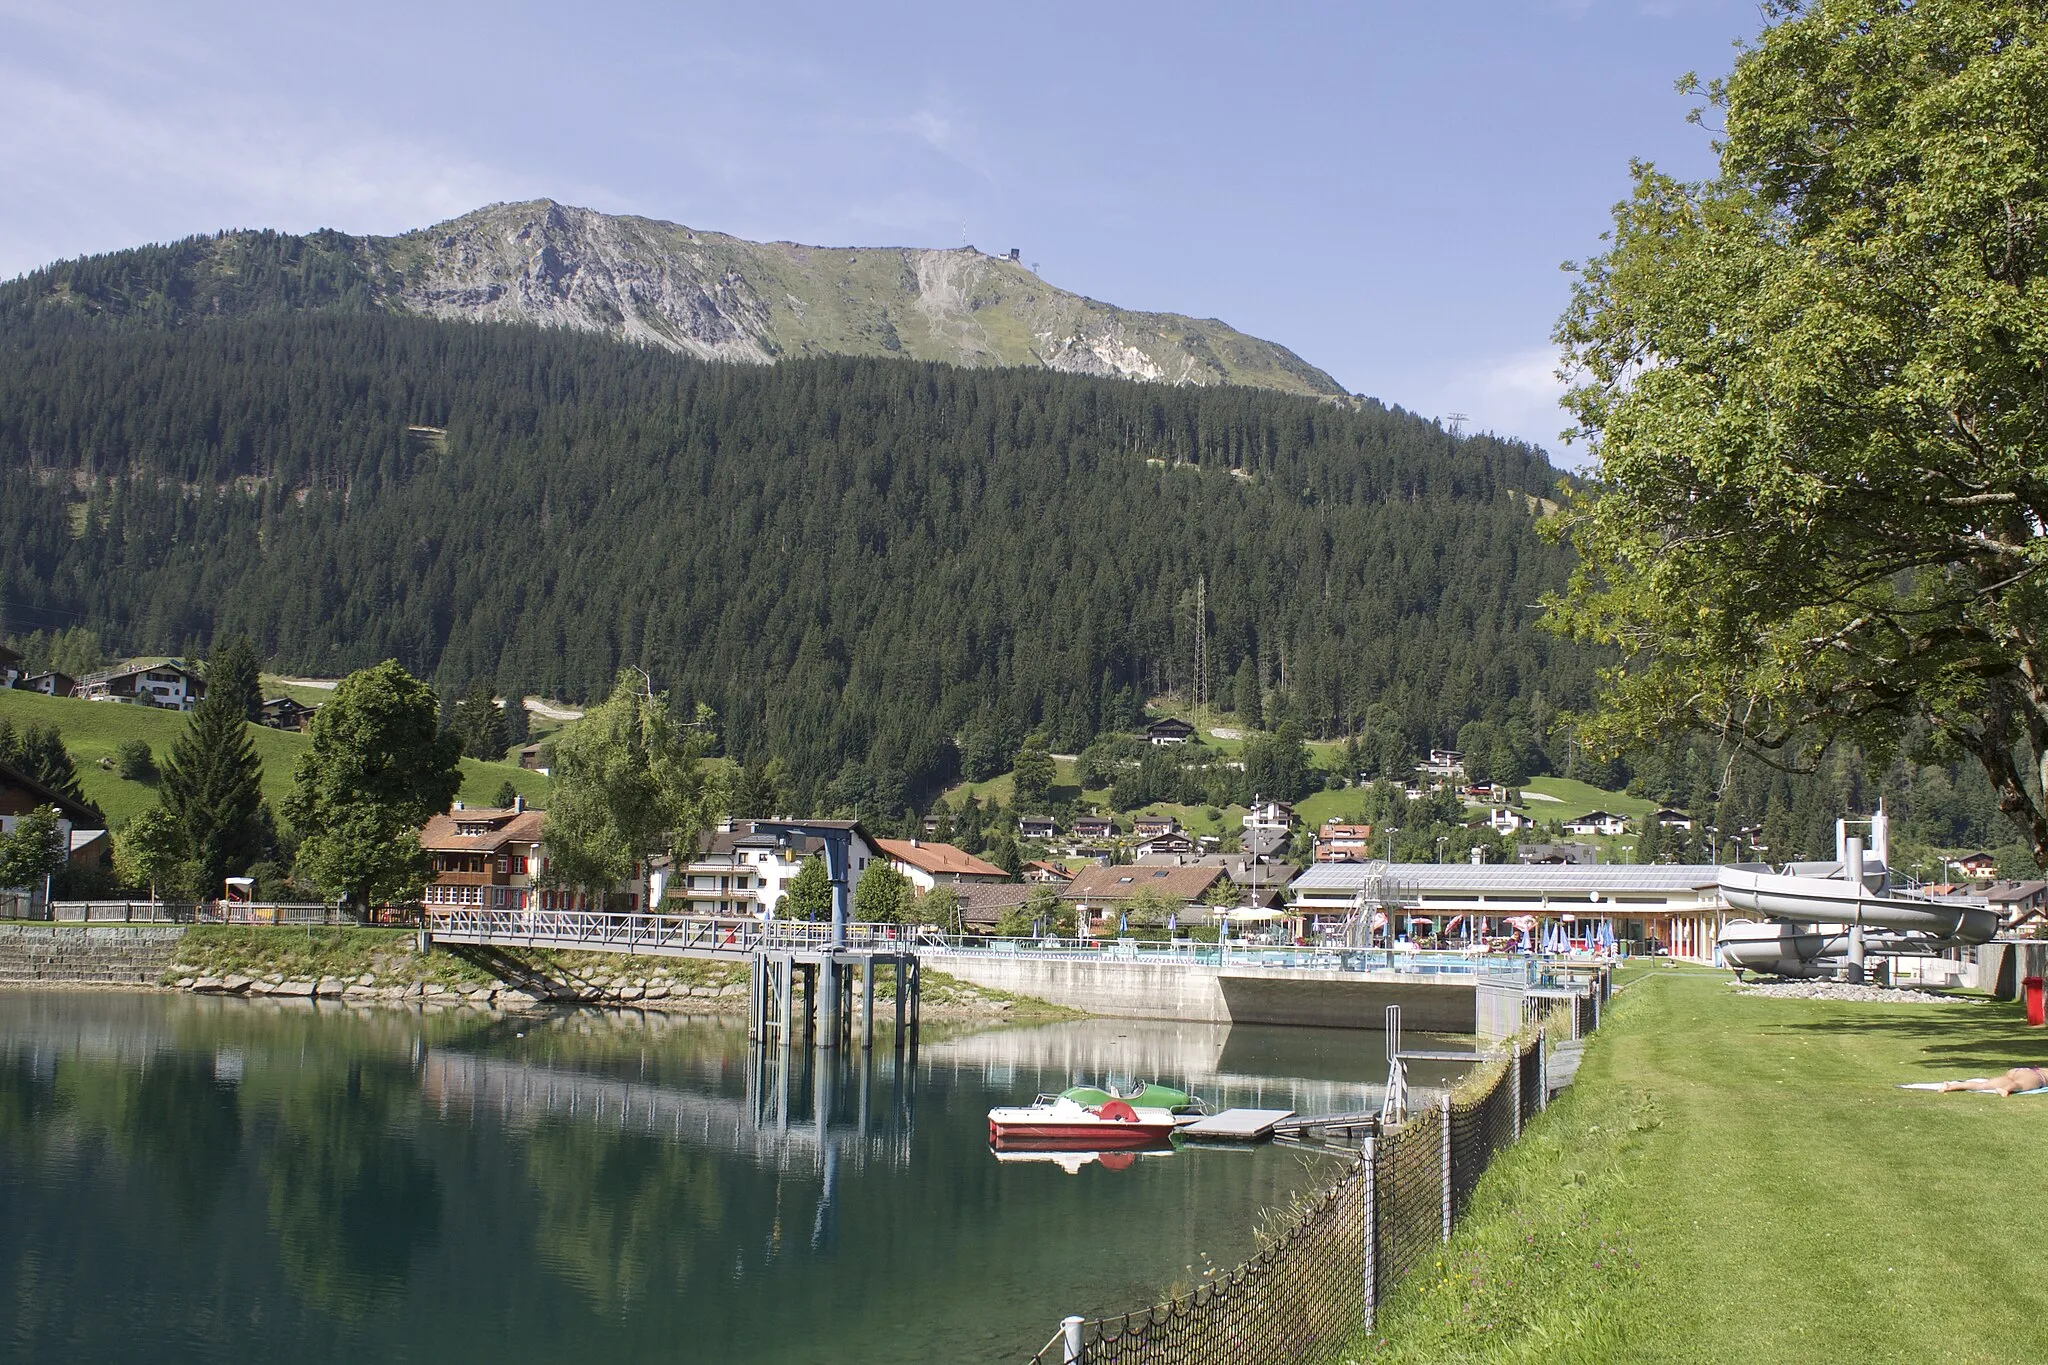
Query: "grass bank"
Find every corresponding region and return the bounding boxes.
[1356,965,2048,1362]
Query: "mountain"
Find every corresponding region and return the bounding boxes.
[0,312,1590,811]
[0,200,1348,398]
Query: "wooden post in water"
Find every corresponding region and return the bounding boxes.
[893,955,907,1043]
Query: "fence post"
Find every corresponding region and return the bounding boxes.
[1439,1091,1452,1243]
[1510,1045,1523,1140]
[1537,1027,1548,1113]
[1061,1314,1084,1365]
[1362,1136,1379,1333]
[1592,984,1602,1032]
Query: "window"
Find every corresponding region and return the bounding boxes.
[510,855,528,875]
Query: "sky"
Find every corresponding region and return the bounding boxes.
[0,0,1759,463]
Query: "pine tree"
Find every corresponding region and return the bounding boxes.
[451,681,509,760]
[1234,659,1263,730]
[205,634,262,722]
[159,643,265,897]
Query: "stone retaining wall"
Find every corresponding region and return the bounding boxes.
[0,924,186,986]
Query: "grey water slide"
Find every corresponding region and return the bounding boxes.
[1715,809,1997,977]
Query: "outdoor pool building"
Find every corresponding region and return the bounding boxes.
[1289,862,1729,962]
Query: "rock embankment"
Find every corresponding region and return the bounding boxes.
[1734,977,1982,1005]
[165,965,750,1011]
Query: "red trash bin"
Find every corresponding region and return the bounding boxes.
[2025,975,2046,1028]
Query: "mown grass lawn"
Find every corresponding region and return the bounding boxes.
[1358,965,2048,1362]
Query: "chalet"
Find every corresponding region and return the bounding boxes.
[420,801,550,911]
[1488,807,1532,834]
[1060,863,1226,934]
[921,814,944,836]
[1017,815,1058,841]
[1314,821,1374,863]
[1145,716,1196,746]
[956,882,1037,932]
[1958,851,2000,876]
[1242,798,1295,833]
[1132,814,1180,838]
[0,759,108,878]
[1134,831,1198,860]
[18,671,76,698]
[1071,815,1114,841]
[1242,827,1291,859]
[1517,842,1600,866]
[875,838,1011,893]
[1983,880,2048,929]
[258,696,318,731]
[0,645,21,688]
[78,661,206,711]
[1563,810,1629,837]
[516,742,550,776]
[1654,808,1694,830]
[1073,845,1115,865]
[1022,860,1074,884]
[1417,748,1465,779]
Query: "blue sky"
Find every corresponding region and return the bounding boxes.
[0,0,1757,461]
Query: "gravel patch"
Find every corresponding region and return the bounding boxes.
[1733,977,1981,1005]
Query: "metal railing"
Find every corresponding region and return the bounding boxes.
[932,936,1560,985]
[423,907,918,956]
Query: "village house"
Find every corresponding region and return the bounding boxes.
[1134,830,1198,860]
[1070,814,1114,842]
[258,696,318,731]
[1654,808,1695,830]
[0,760,109,889]
[1132,814,1180,839]
[875,838,1010,893]
[1059,863,1226,935]
[680,819,885,918]
[1022,860,1074,884]
[1145,716,1196,746]
[515,742,549,775]
[1242,798,1295,833]
[419,800,550,912]
[1563,810,1630,837]
[1488,807,1532,834]
[1417,748,1465,780]
[1017,814,1058,841]
[77,661,206,711]
[1958,851,2000,877]
[1314,821,1374,863]
[18,671,77,698]
[0,645,22,689]
[1517,842,1600,866]
[956,882,1038,932]
[1981,880,2048,930]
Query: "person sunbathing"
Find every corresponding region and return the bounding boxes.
[1941,1066,2048,1096]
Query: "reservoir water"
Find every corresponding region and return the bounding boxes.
[0,991,1454,1363]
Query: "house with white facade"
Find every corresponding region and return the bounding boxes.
[875,838,1010,893]
[77,661,206,711]
[678,819,884,918]
[1563,810,1630,837]
[1242,798,1295,834]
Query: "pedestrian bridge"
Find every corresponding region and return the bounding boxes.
[423,907,924,961]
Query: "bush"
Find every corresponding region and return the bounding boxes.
[115,738,156,782]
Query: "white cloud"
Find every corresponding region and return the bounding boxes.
[1387,344,1592,468]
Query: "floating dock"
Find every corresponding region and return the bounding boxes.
[1179,1108,1295,1141]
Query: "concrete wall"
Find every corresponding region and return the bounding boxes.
[932,953,1484,1032]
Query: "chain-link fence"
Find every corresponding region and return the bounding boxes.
[1029,1012,1584,1364]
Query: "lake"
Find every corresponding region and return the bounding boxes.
[0,990,1462,1363]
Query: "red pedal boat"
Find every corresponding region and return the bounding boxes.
[987,1095,1179,1149]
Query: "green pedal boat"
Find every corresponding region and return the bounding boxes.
[1060,1082,1205,1114]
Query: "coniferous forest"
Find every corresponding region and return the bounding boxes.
[0,307,1594,810]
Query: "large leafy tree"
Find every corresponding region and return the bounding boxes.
[0,805,64,890]
[115,803,189,902]
[160,639,266,896]
[781,855,832,921]
[284,661,462,910]
[1551,0,2048,861]
[541,671,724,904]
[851,860,912,925]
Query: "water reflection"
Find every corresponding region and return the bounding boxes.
[0,991,1430,1365]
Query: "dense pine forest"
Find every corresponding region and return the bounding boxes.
[0,308,1596,809]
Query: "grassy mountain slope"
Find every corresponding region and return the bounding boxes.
[0,688,547,826]
[0,200,1347,398]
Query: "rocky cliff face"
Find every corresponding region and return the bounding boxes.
[3,199,1349,398]
[367,201,1346,395]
